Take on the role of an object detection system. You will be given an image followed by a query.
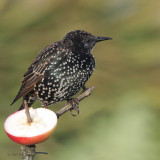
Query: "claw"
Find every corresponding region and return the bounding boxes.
[68,98,80,116]
[70,106,80,116]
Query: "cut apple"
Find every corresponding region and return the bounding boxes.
[4,108,57,145]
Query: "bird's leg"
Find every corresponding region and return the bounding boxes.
[24,100,32,124]
[40,100,48,109]
[82,85,88,93]
[67,98,80,116]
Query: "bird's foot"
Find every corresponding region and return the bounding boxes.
[68,98,80,116]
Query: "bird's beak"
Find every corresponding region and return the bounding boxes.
[95,36,112,42]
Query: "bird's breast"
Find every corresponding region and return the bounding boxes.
[35,52,95,104]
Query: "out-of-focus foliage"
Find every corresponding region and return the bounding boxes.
[1,0,160,160]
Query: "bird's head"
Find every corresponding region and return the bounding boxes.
[63,30,112,53]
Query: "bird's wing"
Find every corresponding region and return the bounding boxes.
[11,44,59,105]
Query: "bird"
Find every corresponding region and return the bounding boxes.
[11,30,112,113]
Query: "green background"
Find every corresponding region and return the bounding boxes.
[1,0,160,159]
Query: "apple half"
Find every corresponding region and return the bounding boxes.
[4,108,57,145]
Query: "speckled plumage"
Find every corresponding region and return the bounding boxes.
[11,30,112,110]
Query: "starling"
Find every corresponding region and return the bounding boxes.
[11,30,112,111]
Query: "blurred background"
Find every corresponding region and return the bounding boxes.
[1,0,160,159]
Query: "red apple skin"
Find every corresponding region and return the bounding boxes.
[5,126,56,145]
[4,108,57,145]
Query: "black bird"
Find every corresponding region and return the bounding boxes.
[11,30,112,111]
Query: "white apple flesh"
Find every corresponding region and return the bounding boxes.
[4,108,57,145]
